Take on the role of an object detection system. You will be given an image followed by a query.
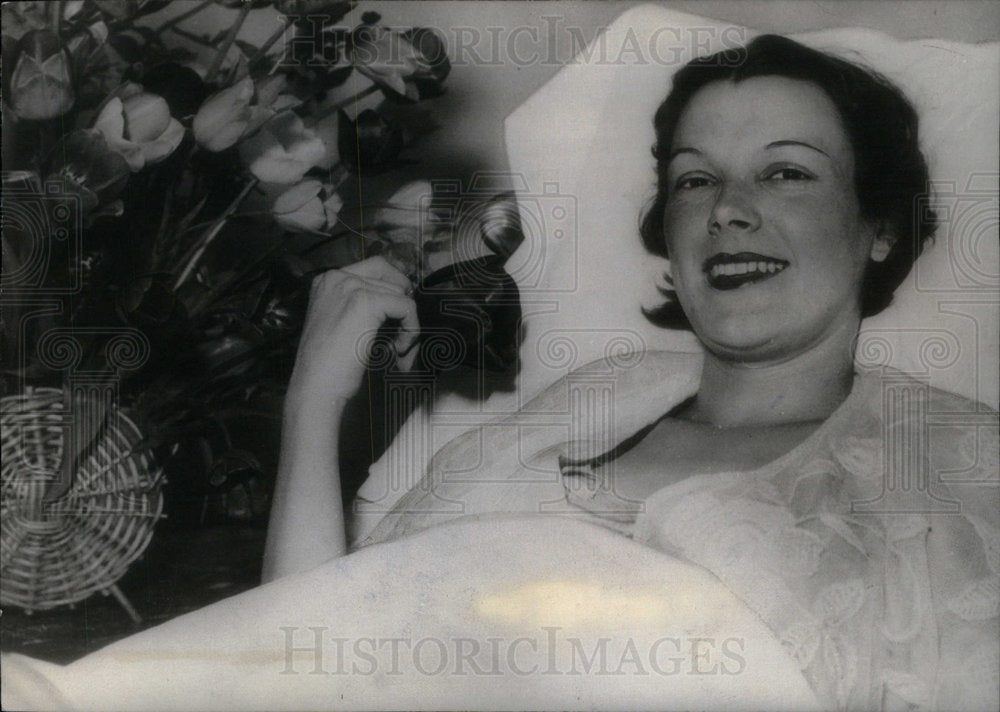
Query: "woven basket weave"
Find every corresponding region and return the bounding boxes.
[0,387,164,616]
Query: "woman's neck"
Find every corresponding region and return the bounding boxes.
[685,327,858,428]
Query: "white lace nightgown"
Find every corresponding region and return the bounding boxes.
[361,353,1000,711]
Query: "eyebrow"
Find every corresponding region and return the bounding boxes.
[667,141,830,164]
[666,147,702,162]
[765,140,830,157]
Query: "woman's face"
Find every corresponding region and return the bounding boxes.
[663,76,891,362]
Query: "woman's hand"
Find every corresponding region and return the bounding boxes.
[289,255,420,405]
[265,255,418,581]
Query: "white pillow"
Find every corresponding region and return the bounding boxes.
[352,5,999,542]
[504,4,999,407]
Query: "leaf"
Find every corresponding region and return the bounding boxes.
[234,39,259,58]
[174,194,210,239]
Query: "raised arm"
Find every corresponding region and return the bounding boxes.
[261,256,418,582]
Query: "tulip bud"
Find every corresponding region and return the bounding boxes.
[1,2,49,42]
[401,28,451,100]
[372,181,442,251]
[122,93,170,142]
[272,180,343,232]
[308,112,340,170]
[9,30,74,120]
[272,180,326,232]
[351,26,434,100]
[94,92,185,171]
[193,77,254,152]
[239,111,325,184]
[45,130,130,214]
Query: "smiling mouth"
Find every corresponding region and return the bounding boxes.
[703,252,789,291]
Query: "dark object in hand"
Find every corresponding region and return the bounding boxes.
[414,255,521,374]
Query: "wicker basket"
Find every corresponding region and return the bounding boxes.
[1,387,164,621]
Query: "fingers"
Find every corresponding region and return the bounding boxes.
[303,257,420,374]
[375,291,420,356]
[342,284,419,364]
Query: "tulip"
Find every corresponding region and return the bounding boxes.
[0,2,49,42]
[93,91,185,171]
[401,28,451,100]
[192,77,254,152]
[350,25,445,101]
[9,30,74,120]
[239,111,325,184]
[245,74,301,135]
[337,109,404,172]
[45,130,130,214]
[371,180,444,254]
[272,180,343,232]
[192,76,300,152]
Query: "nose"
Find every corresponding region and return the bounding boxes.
[708,183,761,235]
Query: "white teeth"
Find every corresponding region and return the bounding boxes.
[709,260,787,279]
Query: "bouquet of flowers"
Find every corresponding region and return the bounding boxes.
[2,0,523,522]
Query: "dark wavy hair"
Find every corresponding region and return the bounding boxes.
[640,34,937,329]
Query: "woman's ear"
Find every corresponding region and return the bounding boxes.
[869,222,897,263]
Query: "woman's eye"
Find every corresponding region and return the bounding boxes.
[674,174,716,191]
[765,167,813,182]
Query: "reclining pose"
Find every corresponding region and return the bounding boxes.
[3,29,996,712]
[266,35,999,711]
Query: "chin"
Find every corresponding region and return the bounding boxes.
[691,314,796,361]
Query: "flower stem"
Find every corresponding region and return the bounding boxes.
[155,0,214,37]
[204,1,253,85]
[173,177,259,290]
[245,19,289,72]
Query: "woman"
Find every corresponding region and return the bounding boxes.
[263,35,999,710]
